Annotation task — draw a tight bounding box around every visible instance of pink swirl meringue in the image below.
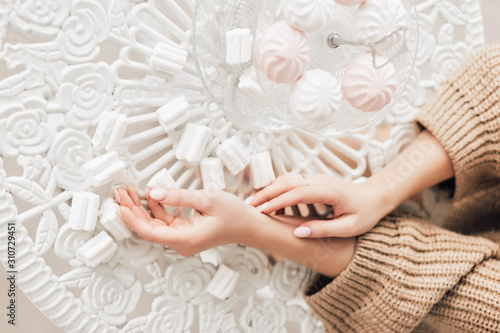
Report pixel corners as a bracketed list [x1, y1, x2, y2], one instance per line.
[342, 53, 397, 112]
[335, 0, 365, 6]
[354, 0, 407, 51]
[280, 0, 335, 33]
[258, 21, 311, 84]
[290, 69, 342, 129]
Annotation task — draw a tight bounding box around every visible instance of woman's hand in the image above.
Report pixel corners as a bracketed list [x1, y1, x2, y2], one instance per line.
[250, 174, 393, 239]
[116, 186, 257, 256]
[117, 185, 356, 277]
[250, 131, 454, 239]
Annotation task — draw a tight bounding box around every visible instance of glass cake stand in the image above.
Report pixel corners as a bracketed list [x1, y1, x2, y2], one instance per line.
[193, 0, 418, 137]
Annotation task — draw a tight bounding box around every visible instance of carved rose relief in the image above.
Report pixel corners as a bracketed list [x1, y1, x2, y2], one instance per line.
[0, 97, 52, 157]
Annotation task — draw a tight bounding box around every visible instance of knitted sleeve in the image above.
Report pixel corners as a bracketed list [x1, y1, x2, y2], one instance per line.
[303, 213, 500, 333]
[415, 44, 500, 232]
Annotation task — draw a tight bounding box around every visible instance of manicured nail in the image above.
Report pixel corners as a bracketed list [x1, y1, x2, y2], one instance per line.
[115, 204, 122, 219]
[114, 189, 121, 204]
[150, 188, 167, 201]
[294, 226, 311, 238]
[257, 202, 269, 212]
[244, 195, 255, 205]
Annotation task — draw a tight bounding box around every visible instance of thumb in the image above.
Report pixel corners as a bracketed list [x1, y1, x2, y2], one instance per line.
[149, 187, 209, 212]
[294, 215, 363, 238]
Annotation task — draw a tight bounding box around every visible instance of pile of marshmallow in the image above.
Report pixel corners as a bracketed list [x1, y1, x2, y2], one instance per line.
[225, 0, 408, 130]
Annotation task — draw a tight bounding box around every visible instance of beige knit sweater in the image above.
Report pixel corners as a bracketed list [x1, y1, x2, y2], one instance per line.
[304, 44, 500, 332]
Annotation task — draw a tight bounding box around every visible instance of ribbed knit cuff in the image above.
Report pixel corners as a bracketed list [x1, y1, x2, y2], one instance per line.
[415, 43, 500, 201]
[303, 213, 499, 333]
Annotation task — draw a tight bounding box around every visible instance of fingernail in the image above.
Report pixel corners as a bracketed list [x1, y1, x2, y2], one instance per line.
[114, 189, 121, 204]
[115, 204, 122, 219]
[294, 226, 311, 238]
[257, 202, 269, 213]
[150, 188, 167, 201]
[244, 195, 255, 205]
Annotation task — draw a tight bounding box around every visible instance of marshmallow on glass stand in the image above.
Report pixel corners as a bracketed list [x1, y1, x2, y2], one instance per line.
[342, 52, 397, 112]
[76, 231, 117, 268]
[175, 123, 212, 163]
[335, 0, 365, 6]
[82, 151, 127, 188]
[225, 28, 252, 65]
[354, 0, 407, 52]
[289, 69, 342, 131]
[156, 95, 191, 133]
[201, 158, 225, 191]
[92, 112, 127, 152]
[150, 41, 188, 76]
[238, 66, 265, 102]
[217, 136, 251, 175]
[99, 197, 132, 241]
[68, 191, 100, 232]
[280, 0, 335, 33]
[258, 21, 311, 84]
[249, 151, 275, 189]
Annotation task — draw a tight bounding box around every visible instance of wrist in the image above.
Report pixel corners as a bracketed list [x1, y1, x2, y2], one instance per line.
[359, 176, 399, 218]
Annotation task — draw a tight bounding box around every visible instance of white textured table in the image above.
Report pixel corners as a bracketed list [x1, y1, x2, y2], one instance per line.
[0, 0, 485, 332]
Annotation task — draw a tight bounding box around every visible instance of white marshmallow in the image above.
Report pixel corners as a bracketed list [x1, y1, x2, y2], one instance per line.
[68, 191, 100, 232]
[175, 123, 212, 162]
[250, 151, 275, 189]
[92, 113, 128, 152]
[76, 231, 117, 267]
[238, 66, 265, 102]
[225, 28, 252, 65]
[150, 42, 188, 76]
[217, 137, 251, 175]
[99, 197, 132, 241]
[156, 95, 191, 133]
[206, 264, 240, 299]
[81, 151, 126, 187]
[201, 158, 225, 190]
[147, 168, 178, 189]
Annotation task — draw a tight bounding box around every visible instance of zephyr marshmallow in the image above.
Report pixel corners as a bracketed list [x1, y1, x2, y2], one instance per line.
[226, 28, 252, 65]
[68, 191, 100, 232]
[100, 197, 132, 241]
[175, 123, 212, 162]
[250, 151, 275, 189]
[76, 231, 117, 267]
[258, 21, 311, 84]
[156, 95, 192, 133]
[342, 52, 397, 112]
[201, 158, 225, 191]
[217, 136, 251, 175]
[92, 112, 127, 152]
[147, 168, 178, 189]
[150, 41, 188, 76]
[206, 264, 240, 299]
[82, 151, 126, 187]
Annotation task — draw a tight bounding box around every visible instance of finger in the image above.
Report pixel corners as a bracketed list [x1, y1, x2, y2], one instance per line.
[260, 186, 339, 214]
[294, 215, 363, 238]
[116, 188, 137, 209]
[120, 206, 181, 244]
[148, 197, 174, 224]
[126, 185, 142, 206]
[131, 205, 152, 221]
[149, 187, 210, 212]
[251, 175, 307, 207]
